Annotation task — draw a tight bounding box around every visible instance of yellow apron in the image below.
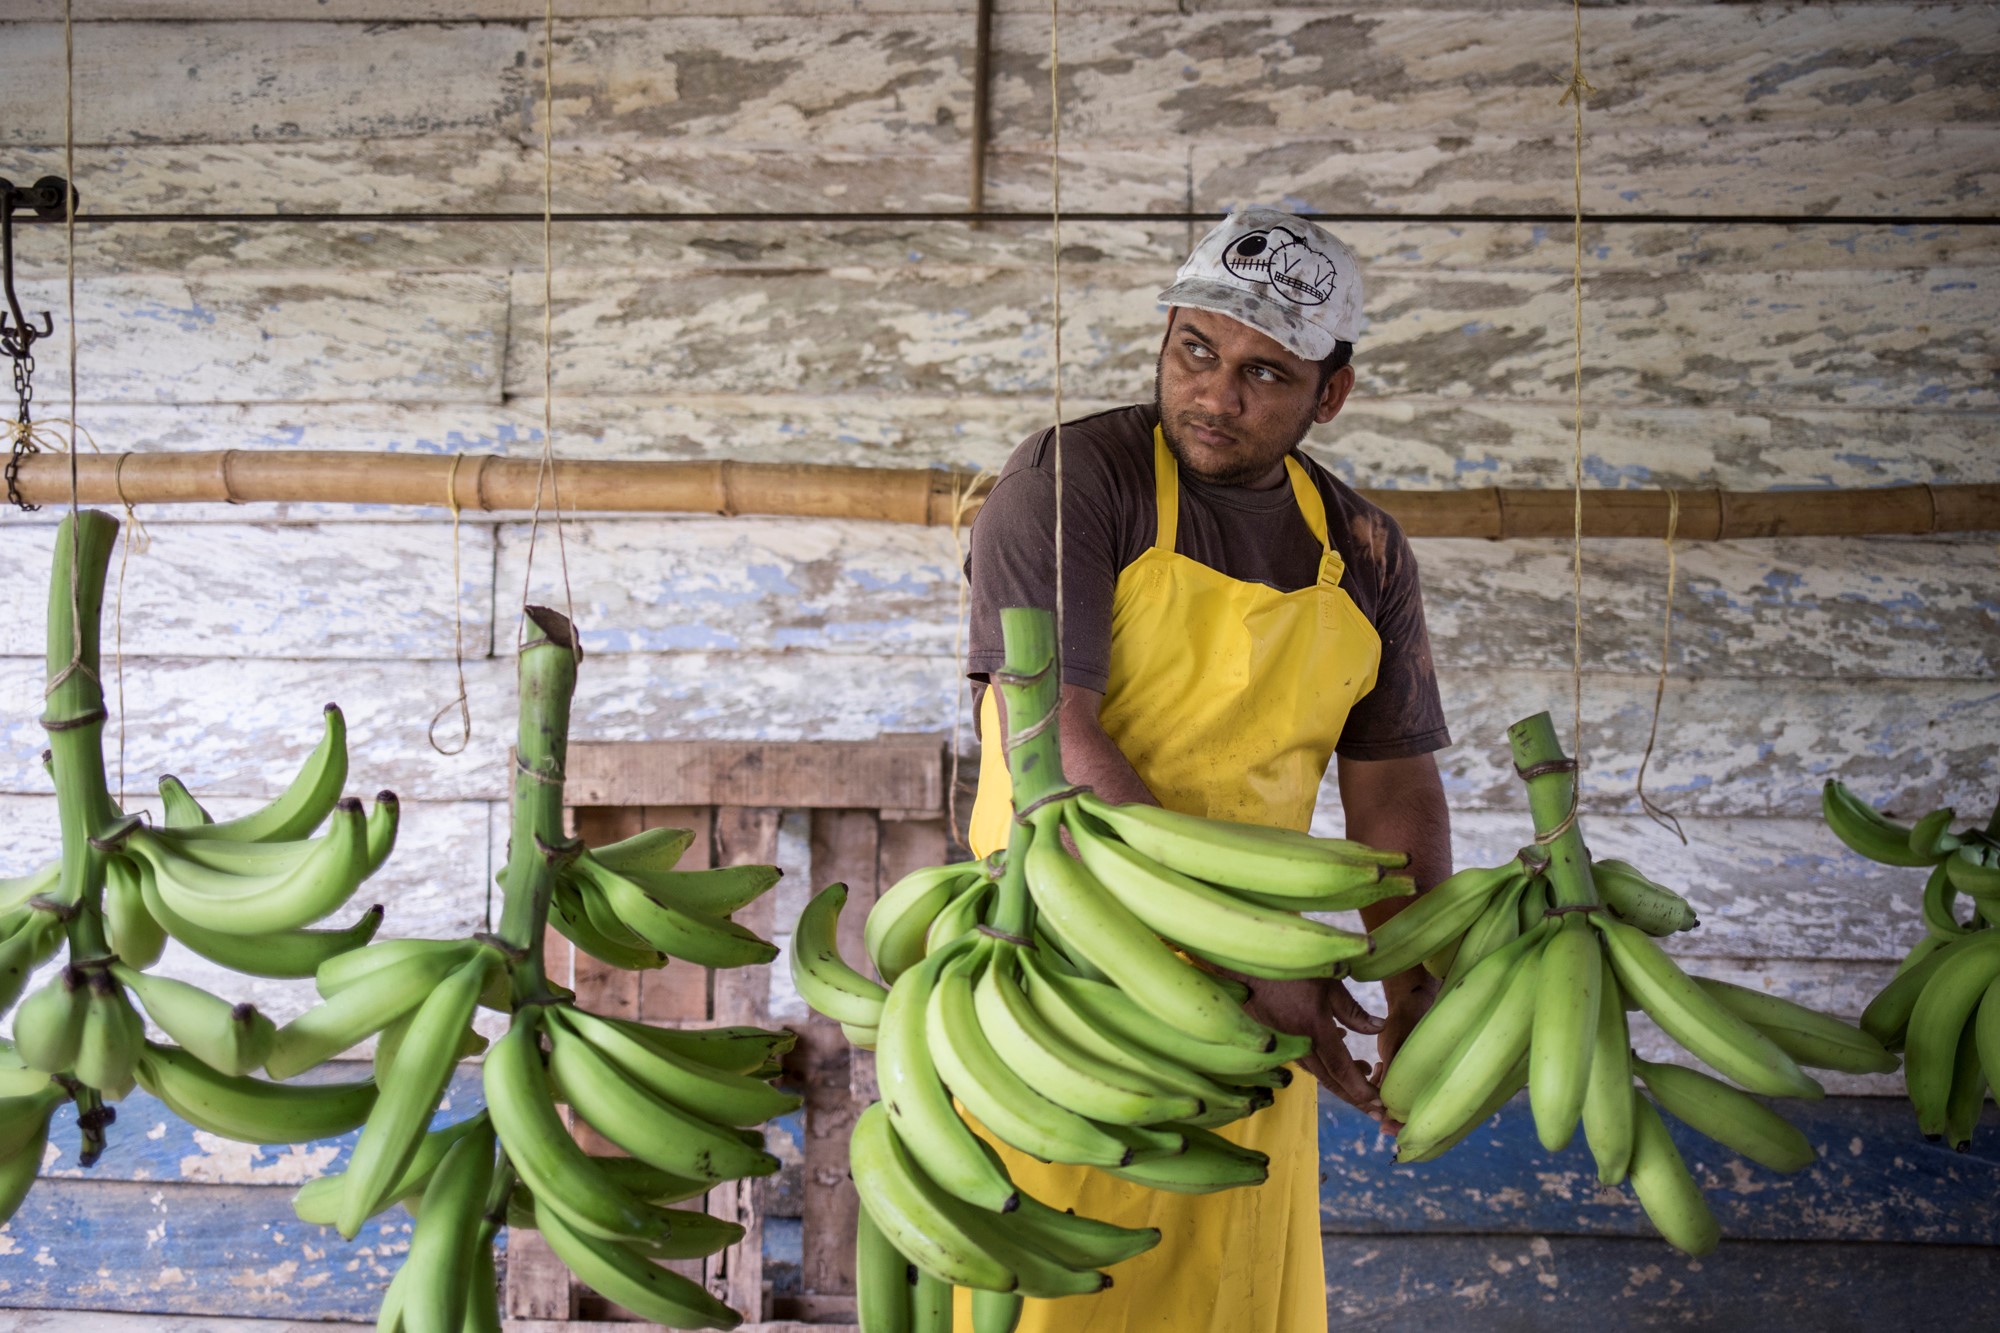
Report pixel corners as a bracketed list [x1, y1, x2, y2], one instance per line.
[960, 427, 1383, 1332]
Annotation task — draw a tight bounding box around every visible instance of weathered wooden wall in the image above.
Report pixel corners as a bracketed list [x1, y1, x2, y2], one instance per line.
[0, 0, 1994, 1326]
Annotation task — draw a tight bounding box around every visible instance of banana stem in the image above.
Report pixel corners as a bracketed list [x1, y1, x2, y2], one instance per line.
[993, 608, 1067, 938]
[1506, 711, 1601, 911]
[41, 512, 120, 962]
[494, 608, 582, 1000]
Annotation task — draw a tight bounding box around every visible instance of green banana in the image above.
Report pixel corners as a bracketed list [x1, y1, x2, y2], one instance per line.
[1594, 859, 1699, 935]
[1945, 844, 2000, 898]
[927, 878, 994, 954]
[1821, 780, 1937, 868]
[1349, 860, 1522, 982]
[576, 855, 777, 969]
[867, 862, 983, 984]
[1441, 874, 1526, 988]
[481, 1010, 677, 1244]
[168, 703, 348, 843]
[926, 945, 1134, 1168]
[399, 1116, 496, 1333]
[1923, 863, 1975, 938]
[1909, 807, 1960, 860]
[1903, 932, 2000, 1138]
[608, 862, 781, 918]
[1380, 925, 1549, 1120]
[546, 1018, 780, 1185]
[1976, 973, 2000, 1117]
[972, 1288, 1025, 1333]
[588, 825, 696, 876]
[1626, 1092, 1720, 1256]
[533, 1196, 746, 1331]
[850, 1100, 1016, 1291]
[911, 1270, 952, 1333]
[1635, 1058, 1814, 1173]
[0, 914, 63, 1016]
[102, 855, 166, 969]
[132, 852, 383, 979]
[1529, 915, 1603, 1152]
[875, 939, 1019, 1214]
[791, 883, 891, 1027]
[0, 860, 59, 914]
[0, 1089, 59, 1226]
[1693, 977, 1897, 1075]
[1024, 810, 1272, 1050]
[13, 966, 89, 1073]
[1580, 971, 1635, 1184]
[549, 1005, 800, 1127]
[1864, 930, 1990, 1047]
[1596, 915, 1822, 1100]
[973, 951, 1201, 1126]
[1943, 1015, 1987, 1152]
[156, 773, 212, 827]
[1103, 1123, 1268, 1194]
[1397, 940, 1543, 1162]
[1067, 812, 1370, 977]
[1074, 790, 1405, 896]
[338, 949, 498, 1238]
[111, 963, 274, 1078]
[1029, 954, 1304, 1079]
[292, 1114, 488, 1226]
[123, 798, 372, 935]
[562, 1015, 793, 1079]
[268, 940, 480, 1080]
[135, 1042, 376, 1143]
[546, 875, 668, 972]
[856, 1202, 915, 1333]
[1394, 1053, 1528, 1165]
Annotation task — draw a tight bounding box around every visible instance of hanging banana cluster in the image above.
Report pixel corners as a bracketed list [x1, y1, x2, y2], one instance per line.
[1825, 781, 2000, 1148]
[267, 606, 797, 1333]
[790, 608, 1412, 1330]
[0, 510, 397, 1207]
[1352, 712, 1896, 1256]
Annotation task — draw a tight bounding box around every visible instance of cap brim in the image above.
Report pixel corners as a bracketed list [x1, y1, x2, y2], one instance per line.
[1158, 278, 1339, 361]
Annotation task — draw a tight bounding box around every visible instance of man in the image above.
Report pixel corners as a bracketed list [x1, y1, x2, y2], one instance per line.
[959, 207, 1453, 1332]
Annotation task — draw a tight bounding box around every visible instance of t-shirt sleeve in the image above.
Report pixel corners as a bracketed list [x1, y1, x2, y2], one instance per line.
[1337, 515, 1451, 761]
[964, 431, 1125, 694]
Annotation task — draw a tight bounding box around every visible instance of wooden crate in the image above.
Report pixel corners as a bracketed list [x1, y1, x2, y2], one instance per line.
[505, 739, 952, 1333]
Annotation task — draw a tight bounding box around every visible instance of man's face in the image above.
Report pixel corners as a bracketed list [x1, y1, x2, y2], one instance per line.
[1153, 309, 1353, 488]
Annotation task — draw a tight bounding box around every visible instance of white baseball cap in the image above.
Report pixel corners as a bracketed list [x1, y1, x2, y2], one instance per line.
[1158, 207, 1366, 359]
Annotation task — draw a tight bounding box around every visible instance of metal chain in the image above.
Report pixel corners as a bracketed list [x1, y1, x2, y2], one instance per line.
[5, 344, 38, 512]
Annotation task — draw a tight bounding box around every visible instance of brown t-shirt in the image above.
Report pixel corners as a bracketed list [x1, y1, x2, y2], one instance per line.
[966, 404, 1450, 761]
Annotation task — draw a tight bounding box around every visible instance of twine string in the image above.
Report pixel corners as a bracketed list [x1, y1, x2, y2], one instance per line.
[1634, 489, 1687, 843]
[46, 2, 92, 708]
[516, 0, 577, 651]
[1043, 0, 1066, 751]
[1557, 0, 1596, 805]
[429, 454, 473, 756]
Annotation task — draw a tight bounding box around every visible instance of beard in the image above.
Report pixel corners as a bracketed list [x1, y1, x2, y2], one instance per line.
[1153, 356, 1319, 487]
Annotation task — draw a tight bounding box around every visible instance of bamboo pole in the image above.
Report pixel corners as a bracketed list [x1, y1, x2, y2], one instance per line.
[8, 450, 1996, 539]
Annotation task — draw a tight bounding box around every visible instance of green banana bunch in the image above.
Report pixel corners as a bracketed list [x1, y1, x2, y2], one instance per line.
[1831, 785, 2000, 1145]
[1373, 711, 1848, 1258]
[561, 850, 779, 970]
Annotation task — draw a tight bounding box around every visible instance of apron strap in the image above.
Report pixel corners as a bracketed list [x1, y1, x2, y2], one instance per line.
[1150, 426, 1180, 555]
[1284, 454, 1346, 586]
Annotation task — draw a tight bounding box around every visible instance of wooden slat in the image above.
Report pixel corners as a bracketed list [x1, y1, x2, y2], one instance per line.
[567, 741, 944, 813]
[797, 809, 882, 1302]
[1320, 1233, 2000, 1329]
[1316, 1093, 2000, 1245]
[706, 804, 785, 1325]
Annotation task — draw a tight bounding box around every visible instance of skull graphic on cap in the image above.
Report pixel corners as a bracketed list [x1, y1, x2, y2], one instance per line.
[1221, 226, 1338, 307]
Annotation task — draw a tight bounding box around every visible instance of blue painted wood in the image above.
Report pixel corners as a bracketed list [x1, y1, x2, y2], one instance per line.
[0, 1181, 435, 1318]
[37, 1063, 485, 1184]
[1320, 1234, 2000, 1331]
[1319, 1092, 2000, 1245]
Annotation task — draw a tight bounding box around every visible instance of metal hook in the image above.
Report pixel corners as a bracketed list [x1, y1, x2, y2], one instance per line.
[1, 177, 78, 360]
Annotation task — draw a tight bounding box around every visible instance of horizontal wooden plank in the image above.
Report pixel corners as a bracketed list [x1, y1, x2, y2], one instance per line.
[566, 739, 944, 811]
[1319, 1232, 2000, 1329]
[502, 264, 1999, 409]
[0, 400, 1989, 520]
[0, 523, 496, 661]
[0, 1314, 368, 1332]
[0, 20, 528, 146]
[0, 653, 969, 803]
[1441, 812, 1933, 963]
[1, 655, 1991, 817]
[0, 1180, 412, 1318]
[1195, 127, 2000, 218]
[14, 272, 508, 405]
[1318, 1092, 2000, 1243]
[1428, 669, 1999, 819]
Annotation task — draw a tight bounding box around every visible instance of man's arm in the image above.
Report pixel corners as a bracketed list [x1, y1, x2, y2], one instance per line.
[1337, 752, 1453, 1079]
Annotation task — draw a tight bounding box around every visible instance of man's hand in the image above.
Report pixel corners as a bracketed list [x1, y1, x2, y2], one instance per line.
[1237, 974, 1387, 1121]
